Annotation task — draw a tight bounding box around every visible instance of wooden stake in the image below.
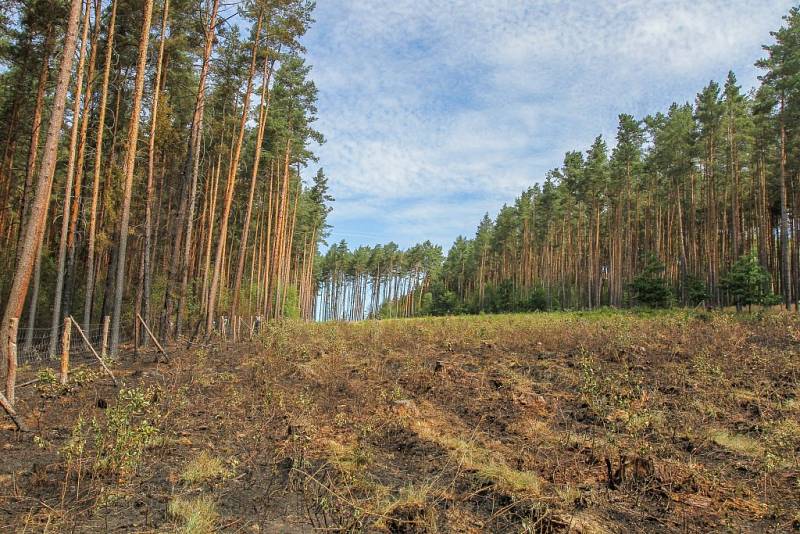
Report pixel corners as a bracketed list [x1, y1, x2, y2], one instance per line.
[101, 315, 110, 358]
[60, 316, 71, 385]
[6, 317, 18, 406]
[136, 313, 169, 362]
[69, 316, 117, 386]
[0, 391, 28, 432]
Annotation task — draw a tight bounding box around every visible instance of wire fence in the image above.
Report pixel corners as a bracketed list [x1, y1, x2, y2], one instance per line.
[11, 314, 264, 370]
[1, 314, 266, 431]
[14, 321, 133, 368]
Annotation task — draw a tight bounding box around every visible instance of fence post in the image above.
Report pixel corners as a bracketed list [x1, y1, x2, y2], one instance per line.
[133, 312, 139, 359]
[60, 316, 71, 385]
[101, 316, 110, 359]
[6, 317, 18, 406]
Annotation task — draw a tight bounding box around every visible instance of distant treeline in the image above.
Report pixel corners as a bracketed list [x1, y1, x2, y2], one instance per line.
[314, 240, 443, 321]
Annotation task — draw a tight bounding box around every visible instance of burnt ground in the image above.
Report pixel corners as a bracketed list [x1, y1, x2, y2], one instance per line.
[1, 310, 799, 532]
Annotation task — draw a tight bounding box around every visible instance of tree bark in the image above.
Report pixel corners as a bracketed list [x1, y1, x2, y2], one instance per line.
[0, 0, 83, 379]
[171, 0, 220, 337]
[140, 0, 169, 344]
[109, 0, 154, 355]
[779, 97, 790, 309]
[205, 12, 263, 332]
[18, 25, 53, 250]
[49, 0, 92, 356]
[83, 0, 118, 329]
[231, 55, 271, 318]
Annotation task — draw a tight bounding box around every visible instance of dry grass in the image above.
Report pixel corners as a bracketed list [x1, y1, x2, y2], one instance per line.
[3, 309, 799, 532]
[374, 485, 439, 533]
[255, 309, 799, 531]
[709, 430, 764, 457]
[180, 451, 229, 484]
[411, 417, 543, 498]
[167, 495, 218, 534]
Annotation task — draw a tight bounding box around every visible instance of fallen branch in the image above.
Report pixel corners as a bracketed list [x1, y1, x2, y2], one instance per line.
[0, 391, 29, 432]
[137, 313, 169, 362]
[69, 317, 118, 386]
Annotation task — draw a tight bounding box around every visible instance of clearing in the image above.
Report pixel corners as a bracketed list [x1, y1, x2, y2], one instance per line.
[1, 310, 799, 532]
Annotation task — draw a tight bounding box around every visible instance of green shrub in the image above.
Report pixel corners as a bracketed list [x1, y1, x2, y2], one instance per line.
[91, 387, 159, 479]
[721, 253, 773, 311]
[630, 253, 673, 308]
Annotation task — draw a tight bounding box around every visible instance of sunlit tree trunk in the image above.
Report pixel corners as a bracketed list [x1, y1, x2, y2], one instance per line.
[83, 0, 118, 329]
[109, 0, 154, 355]
[1, 0, 84, 379]
[49, 0, 92, 356]
[779, 96, 790, 309]
[140, 0, 169, 342]
[173, 0, 221, 337]
[231, 55, 271, 318]
[206, 13, 262, 332]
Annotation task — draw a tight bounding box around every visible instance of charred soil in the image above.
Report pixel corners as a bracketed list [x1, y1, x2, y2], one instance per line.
[2, 310, 799, 532]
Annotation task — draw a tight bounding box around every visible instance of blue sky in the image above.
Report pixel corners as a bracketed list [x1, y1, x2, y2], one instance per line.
[300, 0, 795, 251]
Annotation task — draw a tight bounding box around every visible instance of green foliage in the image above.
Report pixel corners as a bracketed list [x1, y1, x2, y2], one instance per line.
[488, 280, 515, 313]
[427, 280, 460, 316]
[523, 287, 549, 312]
[282, 285, 301, 320]
[37, 367, 57, 384]
[684, 275, 710, 306]
[90, 387, 160, 479]
[761, 292, 784, 307]
[721, 253, 773, 310]
[630, 254, 673, 308]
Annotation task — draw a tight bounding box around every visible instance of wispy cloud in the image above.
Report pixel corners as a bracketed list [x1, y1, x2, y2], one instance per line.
[303, 0, 794, 249]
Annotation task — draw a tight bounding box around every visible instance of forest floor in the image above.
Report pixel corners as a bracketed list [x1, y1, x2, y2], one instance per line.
[1, 310, 799, 533]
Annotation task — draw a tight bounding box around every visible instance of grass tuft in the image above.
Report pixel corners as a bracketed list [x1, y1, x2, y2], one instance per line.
[412, 419, 542, 497]
[709, 430, 764, 457]
[180, 451, 229, 484]
[168, 495, 218, 534]
[375, 485, 439, 533]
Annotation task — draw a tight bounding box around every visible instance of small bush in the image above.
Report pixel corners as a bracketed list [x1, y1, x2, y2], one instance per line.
[721, 253, 773, 310]
[91, 387, 159, 479]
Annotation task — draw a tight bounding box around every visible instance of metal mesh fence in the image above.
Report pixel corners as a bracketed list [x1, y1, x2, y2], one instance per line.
[11, 314, 264, 370]
[15, 322, 133, 367]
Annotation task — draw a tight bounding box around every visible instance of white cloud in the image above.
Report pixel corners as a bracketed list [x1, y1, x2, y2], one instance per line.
[303, 0, 795, 249]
